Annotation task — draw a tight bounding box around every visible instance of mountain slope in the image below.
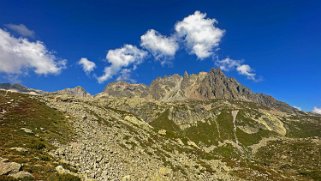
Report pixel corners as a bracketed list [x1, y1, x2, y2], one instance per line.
[48, 94, 321, 180]
[1, 69, 320, 181]
[0, 90, 81, 180]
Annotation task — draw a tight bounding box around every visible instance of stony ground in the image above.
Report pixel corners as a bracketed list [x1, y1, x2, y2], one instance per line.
[45, 95, 237, 181]
[0, 91, 81, 180]
[1, 91, 321, 180]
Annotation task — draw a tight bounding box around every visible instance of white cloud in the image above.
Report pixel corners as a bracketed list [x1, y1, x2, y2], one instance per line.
[0, 28, 66, 76]
[216, 57, 241, 71]
[236, 65, 256, 80]
[140, 29, 178, 62]
[5, 24, 35, 37]
[116, 68, 136, 83]
[97, 44, 147, 83]
[175, 11, 224, 59]
[78, 58, 96, 74]
[293, 106, 302, 111]
[216, 58, 256, 80]
[312, 107, 321, 114]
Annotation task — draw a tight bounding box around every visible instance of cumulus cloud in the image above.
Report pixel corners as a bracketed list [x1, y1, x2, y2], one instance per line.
[78, 58, 96, 74]
[5, 24, 35, 37]
[140, 29, 178, 62]
[97, 44, 147, 83]
[216, 58, 256, 80]
[175, 11, 224, 59]
[293, 106, 302, 111]
[312, 107, 321, 114]
[216, 57, 241, 71]
[94, 11, 259, 83]
[116, 68, 136, 83]
[236, 65, 256, 80]
[0, 28, 66, 76]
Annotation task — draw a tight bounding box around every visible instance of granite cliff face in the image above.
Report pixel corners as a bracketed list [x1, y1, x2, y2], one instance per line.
[103, 68, 296, 112]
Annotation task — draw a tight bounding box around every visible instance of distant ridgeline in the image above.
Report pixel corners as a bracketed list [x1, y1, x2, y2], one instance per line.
[103, 68, 297, 113]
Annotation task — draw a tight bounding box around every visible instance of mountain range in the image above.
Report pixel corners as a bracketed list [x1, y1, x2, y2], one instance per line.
[103, 68, 296, 113]
[0, 68, 320, 181]
[1, 68, 297, 113]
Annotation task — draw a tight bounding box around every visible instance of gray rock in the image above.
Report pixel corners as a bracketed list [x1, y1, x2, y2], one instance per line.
[102, 68, 296, 112]
[10, 147, 28, 152]
[20, 128, 33, 134]
[0, 161, 21, 175]
[55, 86, 91, 98]
[9, 171, 34, 179]
[104, 81, 149, 98]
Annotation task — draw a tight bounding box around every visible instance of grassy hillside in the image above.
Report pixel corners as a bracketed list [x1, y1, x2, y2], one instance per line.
[148, 100, 321, 180]
[0, 91, 80, 180]
[1, 90, 321, 180]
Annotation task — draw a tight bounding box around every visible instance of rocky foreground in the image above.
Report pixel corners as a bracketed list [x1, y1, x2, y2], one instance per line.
[45, 95, 236, 181]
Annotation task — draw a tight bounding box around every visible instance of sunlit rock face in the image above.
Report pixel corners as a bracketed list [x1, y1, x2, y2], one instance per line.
[103, 68, 296, 113]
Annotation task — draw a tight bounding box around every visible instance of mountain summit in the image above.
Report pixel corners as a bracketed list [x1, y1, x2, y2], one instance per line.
[103, 68, 295, 112]
[56, 86, 91, 97]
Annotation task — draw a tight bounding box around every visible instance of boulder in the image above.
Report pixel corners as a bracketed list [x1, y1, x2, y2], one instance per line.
[9, 171, 34, 179]
[0, 161, 21, 175]
[10, 147, 28, 152]
[20, 128, 33, 134]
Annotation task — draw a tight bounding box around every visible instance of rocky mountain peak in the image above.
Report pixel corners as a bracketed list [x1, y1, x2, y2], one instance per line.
[102, 68, 296, 112]
[210, 67, 224, 76]
[56, 86, 90, 97]
[183, 71, 189, 78]
[196, 68, 251, 100]
[104, 81, 149, 98]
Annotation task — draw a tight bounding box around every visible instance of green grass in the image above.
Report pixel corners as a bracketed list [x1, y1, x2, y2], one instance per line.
[254, 139, 321, 180]
[150, 109, 180, 132]
[48, 173, 81, 181]
[0, 176, 35, 181]
[236, 128, 271, 146]
[150, 109, 236, 146]
[146, 99, 321, 180]
[298, 170, 321, 181]
[214, 144, 240, 159]
[182, 118, 219, 146]
[213, 110, 234, 141]
[0, 91, 80, 180]
[284, 117, 321, 138]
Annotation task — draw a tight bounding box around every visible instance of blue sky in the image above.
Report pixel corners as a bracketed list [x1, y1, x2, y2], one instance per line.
[0, 0, 320, 112]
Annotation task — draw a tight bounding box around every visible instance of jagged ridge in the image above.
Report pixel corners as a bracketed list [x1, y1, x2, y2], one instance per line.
[103, 68, 296, 112]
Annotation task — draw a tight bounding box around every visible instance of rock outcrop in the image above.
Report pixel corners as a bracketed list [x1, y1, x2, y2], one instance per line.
[0, 158, 34, 179]
[103, 68, 296, 112]
[55, 86, 91, 98]
[0, 160, 21, 175]
[104, 82, 149, 98]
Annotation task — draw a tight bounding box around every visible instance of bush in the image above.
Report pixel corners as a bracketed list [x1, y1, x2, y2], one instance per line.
[48, 173, 81, 181]
[0, 175, 34, 181]
[32, 142, 46, 150]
